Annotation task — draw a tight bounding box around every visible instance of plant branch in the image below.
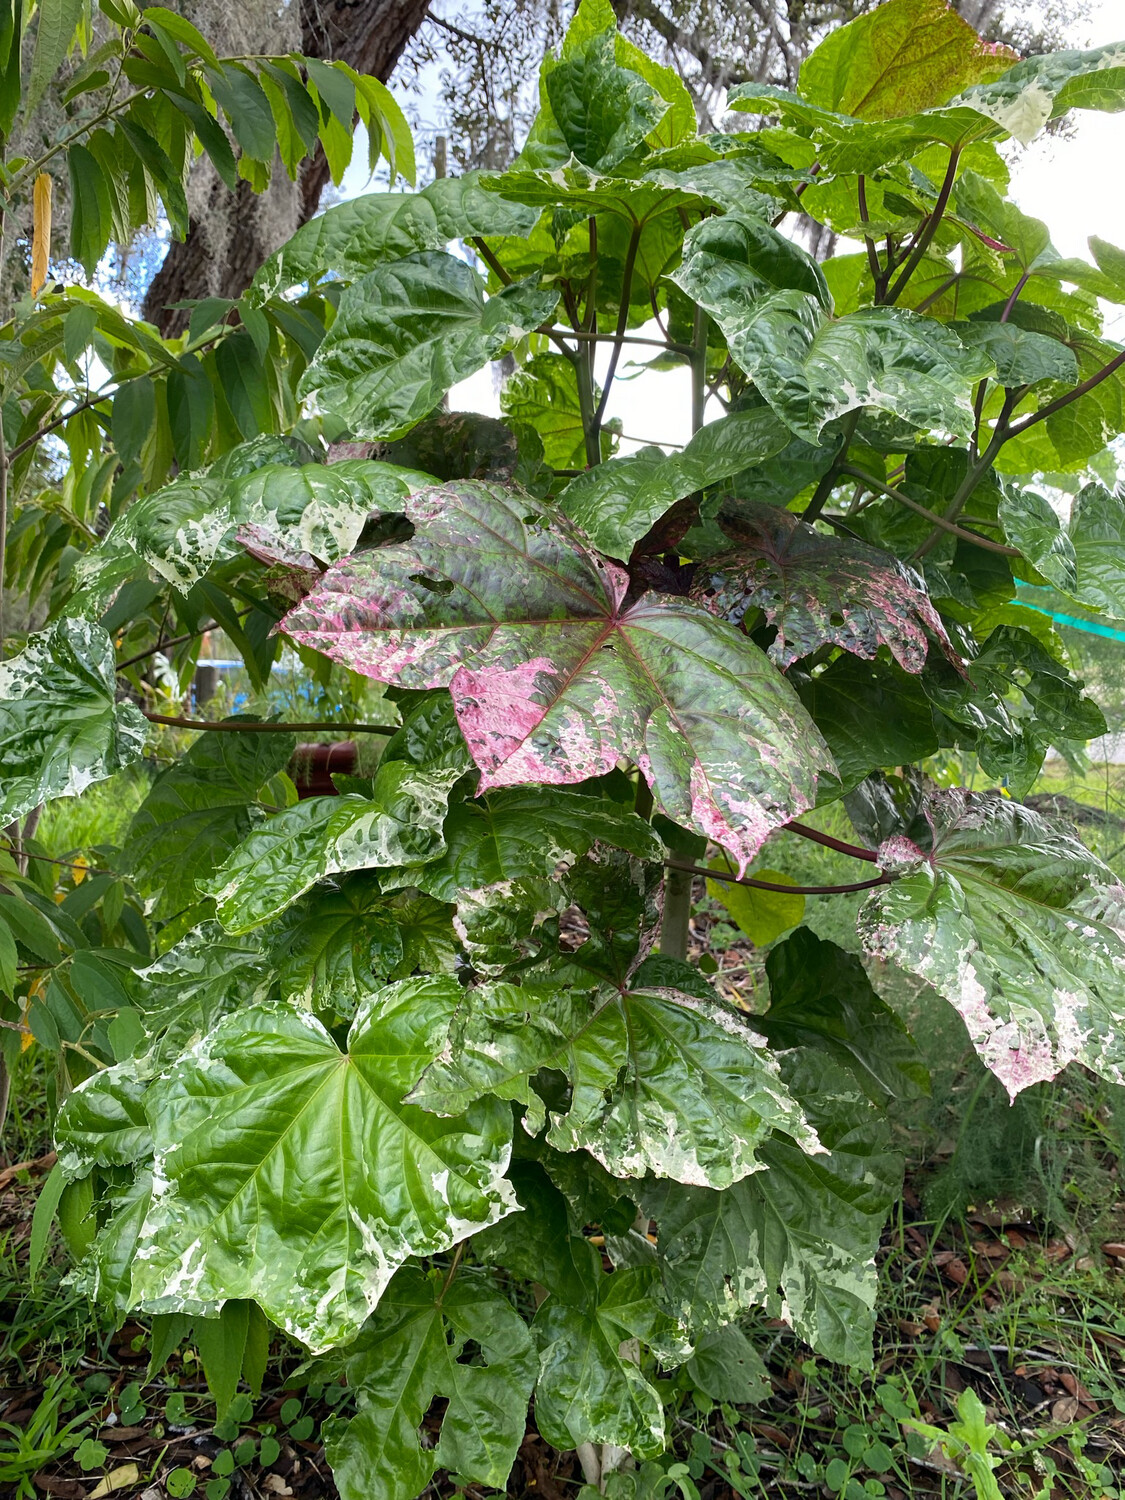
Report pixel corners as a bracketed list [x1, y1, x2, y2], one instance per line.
[1004, 347, 1125, 439]
[0, 392, 7, 656]
[141, 713, 398, 735]
[802, 409, 861, 523]
[913, 390, 1018, 559]
[1000, 270, 1031, 324]
[667, 860, 891, 895]
[838, 464, 1019, 555]
[884, 148, 961, 306]
[857, 176, 884, 299]
[540, 327, 695, 357]
[591, 223, 642, 438]
[783, 820, 878, 862]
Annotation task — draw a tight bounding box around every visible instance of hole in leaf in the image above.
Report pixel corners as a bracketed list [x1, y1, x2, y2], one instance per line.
[409, 572, 455, 595]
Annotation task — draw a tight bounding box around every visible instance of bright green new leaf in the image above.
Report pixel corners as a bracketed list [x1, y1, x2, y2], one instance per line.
[0, 619, 147, 824]
[130, 982, 517, 1351]
[325, 1267, 536, 1500]
[706, 863, 804, 947]
[559, 408, 791, 560]
[201, 762, 458, 931]
[297, 253, 559, 440]
[798, 0, 1016, 120]
[500, 353, 606, 470]
[252, 173, 538, 299]
[860, 789, 1125, 1099]
[409, 979, 818, 1189]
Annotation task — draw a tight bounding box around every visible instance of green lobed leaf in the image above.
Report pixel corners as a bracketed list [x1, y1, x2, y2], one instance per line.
[400, 785, 664, 902]
[325, 1266, 536, 1500]
[252, 173, 538, 300]
[130, 982, 517, 1351]
[0, 619, 147, 824]
[201, 762, 458, 932]
[760, 928, 928, 1106]
[997, 484, 1078, 592]
[282, 481, 834, 873]
[126, 725, 295, 921]
[408, 978, 818, 1189]
[297, 253, 559, 441]
[860, 788, 1125, 1099]
[643, 1047, 902, 1365]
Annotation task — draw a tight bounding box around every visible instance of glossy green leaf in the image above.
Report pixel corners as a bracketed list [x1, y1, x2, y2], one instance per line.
[1064, 482, 1125, 617]
[403, 785, 664, 902]
[706, 863, 804, 947]
[477, 1161, 680, 1458]
[297, 253, 559, 441]
[325, 1267, 536, 1500]
[0, 619, 147, 824]
[130, 982, 517, 1351]
[97, 456, 429, 593]
[409, 978, 818, 1189]
[559, 408, 791, 561]
[675, 232, 989, 442]
[56, 1065, 151, 1179]
[126, 725, 295, 921]
[686, 1324, 771, 1404]
[500, 353, 604, 470]
[997, 485, 1077, 591]
[252, 173, 538, 299]
[523, 2, 668, 172]
[861, 789, 1125, 1098]
[201, 762, 458, 931]
[761, 928, 928, 1106]
[283, 481, 834, 873]
[643, 1048, 902, 1364]
[955, 321, 1077, 387]
[122, 925, 273, 1067]
[268, 875, 404, 1013]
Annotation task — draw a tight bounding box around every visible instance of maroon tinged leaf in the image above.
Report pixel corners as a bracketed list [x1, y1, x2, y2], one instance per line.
[691, 504, 955, 672]
[281, 482, 834, 872]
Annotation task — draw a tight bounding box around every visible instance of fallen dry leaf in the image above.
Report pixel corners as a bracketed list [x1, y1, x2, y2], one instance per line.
[1051, 1397, 1081, 1424]
[87, 1465, 140, 1498]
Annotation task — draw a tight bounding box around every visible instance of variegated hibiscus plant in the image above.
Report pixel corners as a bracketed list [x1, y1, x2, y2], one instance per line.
[6, 0, 1125, 1493]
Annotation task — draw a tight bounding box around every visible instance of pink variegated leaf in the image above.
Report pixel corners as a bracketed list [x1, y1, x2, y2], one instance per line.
[858, 788, 1125, 1099]
[690, 503, 956, 673]
[282, 481, 834, 873]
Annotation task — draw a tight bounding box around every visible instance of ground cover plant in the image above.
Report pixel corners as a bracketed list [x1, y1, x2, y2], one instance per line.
[3, 0, 1125, 1494]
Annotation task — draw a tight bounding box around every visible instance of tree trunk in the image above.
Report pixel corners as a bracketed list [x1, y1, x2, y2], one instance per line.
[143, 0, 433, 334]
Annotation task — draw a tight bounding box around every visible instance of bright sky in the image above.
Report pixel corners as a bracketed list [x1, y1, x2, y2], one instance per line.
[443, 0, 1125, 455]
